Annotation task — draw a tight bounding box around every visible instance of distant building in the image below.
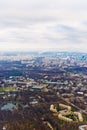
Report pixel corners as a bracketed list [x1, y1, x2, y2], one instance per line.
[3, 126, 6, 130]
[32, 86, 44, 91]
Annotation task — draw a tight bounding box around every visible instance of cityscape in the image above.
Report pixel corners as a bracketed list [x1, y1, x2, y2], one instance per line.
[0, 52, 87, 130]
[0, 0, 87, 129]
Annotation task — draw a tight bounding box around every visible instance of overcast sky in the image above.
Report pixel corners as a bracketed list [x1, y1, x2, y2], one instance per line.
[0, 0, 87, 52]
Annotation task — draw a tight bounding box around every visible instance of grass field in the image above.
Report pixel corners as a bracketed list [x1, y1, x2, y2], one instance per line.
[0, 86, 16, 92]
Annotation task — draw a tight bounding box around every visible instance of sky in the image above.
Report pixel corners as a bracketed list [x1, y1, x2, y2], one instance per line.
[0, 0, 87, 52]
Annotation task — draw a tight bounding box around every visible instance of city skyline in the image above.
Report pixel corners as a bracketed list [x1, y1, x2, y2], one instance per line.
[0, 0, 87, 52]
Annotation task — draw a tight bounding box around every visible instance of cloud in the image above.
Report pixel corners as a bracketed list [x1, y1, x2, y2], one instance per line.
[0, 0, 87, 52]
